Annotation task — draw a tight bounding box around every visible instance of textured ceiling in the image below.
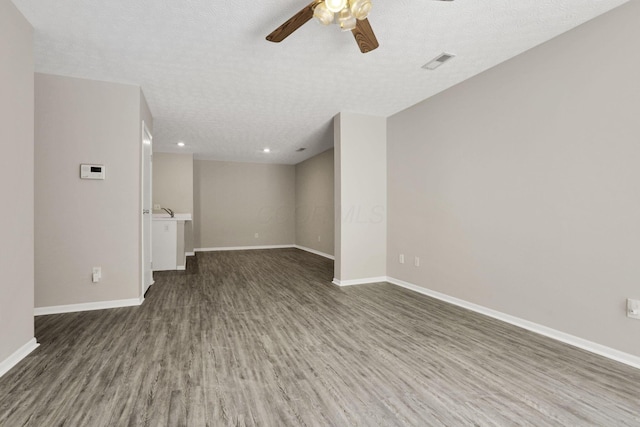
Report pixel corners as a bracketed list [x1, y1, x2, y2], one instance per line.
[13, 0, 628, 164]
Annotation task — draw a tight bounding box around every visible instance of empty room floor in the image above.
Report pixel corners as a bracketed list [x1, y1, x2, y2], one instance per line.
[1, 249, 639, 426]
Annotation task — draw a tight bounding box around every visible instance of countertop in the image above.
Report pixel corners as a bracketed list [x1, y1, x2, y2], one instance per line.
[152, 213, 192, 221]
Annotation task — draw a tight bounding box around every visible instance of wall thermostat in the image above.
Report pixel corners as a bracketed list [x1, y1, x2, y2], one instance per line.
[80, 164, 105, 180]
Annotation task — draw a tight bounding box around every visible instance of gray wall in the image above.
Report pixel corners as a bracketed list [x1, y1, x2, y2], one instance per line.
[194, 160, 295, 249]
[0, 0, 35, 364]
[295, 149, 334, 256]
[387, 0, 640, 357]
[152, 152, 194, 253]
[334, 113, 387, 282]
[152, 152, 193, 214]
[35, 73, 148, 307]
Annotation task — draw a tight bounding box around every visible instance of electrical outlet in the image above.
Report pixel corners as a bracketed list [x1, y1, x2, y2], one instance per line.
[414, 257, 420, 267]
[153, 204, 161, 210]
[254, 232, 259, 238]
[399, 254, 405, 264]
[627, 298, 640, 319]
[317, 235, 321, 242]
[92, 267, 101, 283]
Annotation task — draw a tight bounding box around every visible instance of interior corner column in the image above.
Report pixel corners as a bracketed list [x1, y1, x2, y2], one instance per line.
[333, 112, 387, 285]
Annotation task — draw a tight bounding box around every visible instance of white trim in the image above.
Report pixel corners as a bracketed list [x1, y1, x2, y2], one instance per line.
[140, 120, 153, 298]
[177, 265, 186, 271]
[332, 276, 387, 287]
[185, 252, 195, 257]
[294, 245, 335, 260]
[34, 297, 144, 316]
[0, 338, 39, 378]
[386, 276, 640, 370]
[195, 245, 295, 252]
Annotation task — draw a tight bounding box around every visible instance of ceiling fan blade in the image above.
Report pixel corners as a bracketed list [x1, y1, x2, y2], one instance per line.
[266, 1, 319, 43]
[351, 18, 379, 53]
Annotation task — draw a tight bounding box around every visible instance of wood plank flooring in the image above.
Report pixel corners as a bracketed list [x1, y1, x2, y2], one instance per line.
[1, 248, 639, 426]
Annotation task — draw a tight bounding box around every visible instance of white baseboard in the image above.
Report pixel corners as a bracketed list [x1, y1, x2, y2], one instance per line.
[176, 265, 186, 271]
[332, 276, 387, 287]
[34, 297, 144, 316]
[185, 252, 195, 257]
[195, 245, 295, 252]
[386, 276, 640, 370]
[0, 338, 39, 378]
[294, 245, 335, 260]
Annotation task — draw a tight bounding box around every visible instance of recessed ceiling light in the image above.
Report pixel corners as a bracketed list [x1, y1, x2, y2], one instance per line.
[177, 142, 185, 147]
[263, 148, 271, 153]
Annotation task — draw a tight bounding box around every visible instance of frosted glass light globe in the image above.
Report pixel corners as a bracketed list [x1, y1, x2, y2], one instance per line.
[350, 0, 372, 20]
[313, 2, 334, 25]
[324, 0, 347, 13]
[337, 8, 356, 31]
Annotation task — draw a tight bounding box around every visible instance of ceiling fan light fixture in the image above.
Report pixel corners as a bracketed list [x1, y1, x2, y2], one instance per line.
[349, 0, 372, 20]
[337, 8, 357, 31]
[266, 0, 382, 53]
[313, 2, 334, 25]
[324, 0, 347, 13]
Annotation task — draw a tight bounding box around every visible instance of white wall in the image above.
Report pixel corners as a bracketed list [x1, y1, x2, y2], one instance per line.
[193, 160, 295, 249]
[334, 113, 387, 283]
[387, 0, 640, 357]
[0, 0, 36, 369]
[35, 73, 150, 308]
[295, 149, 334, 256]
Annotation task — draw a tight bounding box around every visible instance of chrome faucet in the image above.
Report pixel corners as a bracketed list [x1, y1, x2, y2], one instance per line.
[161, 207, 174, 218]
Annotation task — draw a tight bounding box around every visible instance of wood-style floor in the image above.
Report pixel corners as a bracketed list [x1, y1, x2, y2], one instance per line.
[1, 249, 639, 426]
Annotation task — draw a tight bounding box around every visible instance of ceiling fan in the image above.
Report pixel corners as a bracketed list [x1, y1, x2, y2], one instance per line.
[266, 0, 454, 54]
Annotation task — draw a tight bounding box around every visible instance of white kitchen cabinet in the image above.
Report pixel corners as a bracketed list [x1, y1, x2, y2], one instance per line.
[152, 213, 193, 271]
[152, 220, 177, 271]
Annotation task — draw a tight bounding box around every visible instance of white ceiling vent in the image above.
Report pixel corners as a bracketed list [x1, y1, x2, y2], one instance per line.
[422, 53, 456, 70]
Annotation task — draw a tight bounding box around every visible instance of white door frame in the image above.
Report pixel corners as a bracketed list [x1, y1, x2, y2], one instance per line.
[141, 121, 153, 297]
